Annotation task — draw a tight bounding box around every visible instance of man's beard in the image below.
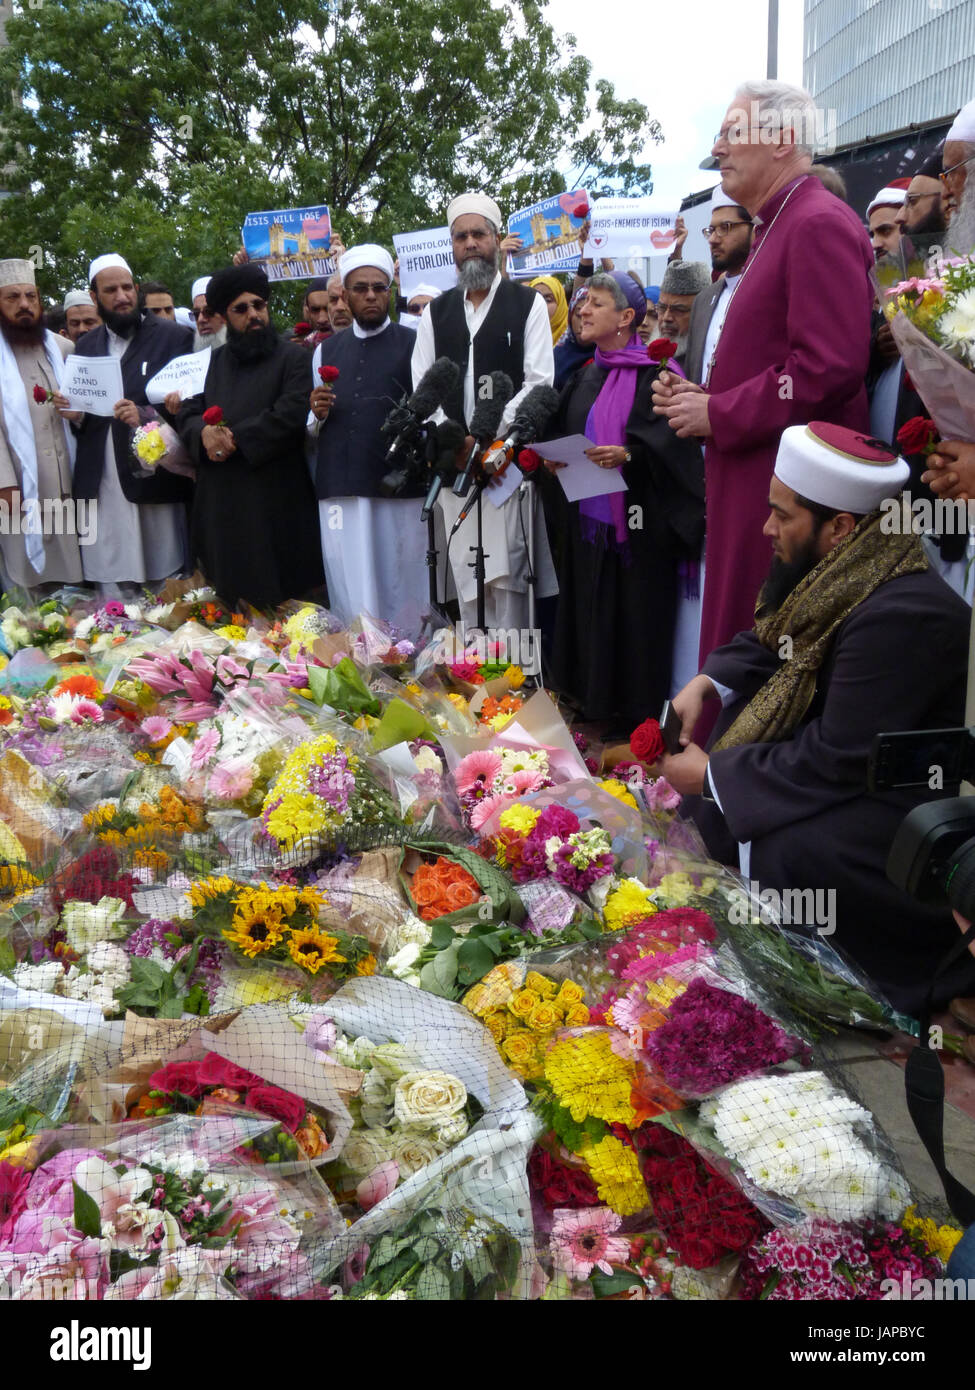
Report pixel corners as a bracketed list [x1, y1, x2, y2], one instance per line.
[947, 179, 975, 258]
[98, 300, 141, 337]
[456, 256, 497, 292]
[194, 324, 227, 352]
[0, 313, 46, 347]
[225, 321, 279, 362]
[907, 206, 947, 237]
[759, 534, 823, 612]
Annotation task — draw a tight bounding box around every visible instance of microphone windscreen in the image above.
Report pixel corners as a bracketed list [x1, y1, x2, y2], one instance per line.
[469, 371, 513, 443]
[408, 357, 460, 419]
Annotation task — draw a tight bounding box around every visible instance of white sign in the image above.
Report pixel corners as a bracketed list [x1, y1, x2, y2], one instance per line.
[585, 198, 680, 263]
[61, 355, 124, 417]
[145, 348, 212, 406]
[393, 226, 456, 299]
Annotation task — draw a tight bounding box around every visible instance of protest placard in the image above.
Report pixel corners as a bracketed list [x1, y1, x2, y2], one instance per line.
[505, 189, 589, 278]
[584, 197, 679, 262]
[392, 227, 455, 299]
[60, 355, 124, 416]
[242, 204, 336, 282]
[145, 348, 211, 406]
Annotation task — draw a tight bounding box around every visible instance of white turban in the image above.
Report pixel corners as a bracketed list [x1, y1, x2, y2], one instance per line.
[0, 259, 36, 288]
[191, 275, 212, 302]
[710, 187, 744, 216]
[446, 193, 503, 231]
[338, 243, 395, 284]
[63, 289, 93, 310]
[775, 423, 909, 515]
[88, 253, 132, 285]
[866, 187, 908, 219]
[174, 306, 195, 329]
[407, 283, 442, 301]
[947, 98, 975, 144]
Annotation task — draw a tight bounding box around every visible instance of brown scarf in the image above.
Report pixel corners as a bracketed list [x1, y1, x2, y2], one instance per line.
[712, 512, 928, 752]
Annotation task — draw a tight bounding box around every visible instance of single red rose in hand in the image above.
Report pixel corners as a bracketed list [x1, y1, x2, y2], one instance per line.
[572, 202, 589, 220]
[293, 321, 311, 337]
[318, 364, 340, 383]
[202, 405, 225, 427]
[32, 384, 50, 404]
[896, 415, 938, 455]
[630, 717, 666, 763]
[646, 338, 679, 363]
[518, 447, 541, 473]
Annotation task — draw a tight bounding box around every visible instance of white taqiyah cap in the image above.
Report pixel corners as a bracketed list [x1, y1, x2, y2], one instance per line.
[0, 259, 36, 288]
[866, 186, 908, 219]
[63, 289, 93, 310]
[408, 283, 442, 300]
[191, 276, 211, 302]
[446, 193, 503, 230]
[88, 253, 132, 285]
[338, 243, 395, 283]
[946, 98, 975, 144]
[775, 422, 910, 514]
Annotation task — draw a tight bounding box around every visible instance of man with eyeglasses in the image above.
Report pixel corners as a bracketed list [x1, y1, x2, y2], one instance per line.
[175, 262, 323, 606]
[308, 243, 425, 621]
[939, 97, 975, 257]
[652, 79, 874, 683]
[894, 151, 947, 254]
[188, 276, 227, 352]
[656, 260, 712, 362]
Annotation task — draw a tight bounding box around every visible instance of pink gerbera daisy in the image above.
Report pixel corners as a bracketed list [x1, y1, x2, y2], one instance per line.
[140, 716, 173, 743]
[69, 698, 104, 724]
[454, 749, 502, 797]
[469, 791, 507, 832]
[550, 1207, 631, 1280]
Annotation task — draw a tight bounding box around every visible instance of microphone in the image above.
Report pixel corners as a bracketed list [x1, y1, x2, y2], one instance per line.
[382, 356, 459, 461]
[479, 385, 560, 474]
[452, 371, 514, 497]
[421, 419, 467, 521]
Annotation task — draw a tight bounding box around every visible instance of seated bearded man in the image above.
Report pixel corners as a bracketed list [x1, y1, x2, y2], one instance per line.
[660, 421, 975, 1017]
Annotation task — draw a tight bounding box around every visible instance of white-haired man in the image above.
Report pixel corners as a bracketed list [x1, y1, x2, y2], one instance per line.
[652, 80, 874, 678]
[411, 192, 557, 631]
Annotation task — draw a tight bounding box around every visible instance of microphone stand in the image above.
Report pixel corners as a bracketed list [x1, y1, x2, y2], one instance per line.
[472, 484, 487, 633]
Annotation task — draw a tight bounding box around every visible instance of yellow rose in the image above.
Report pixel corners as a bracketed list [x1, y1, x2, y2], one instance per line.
[462, 960, 523, 1015]
[501, 1030, 538, 1069]
[563, 1002, 591, 1028]
[525, 970, 558, 999]
[483, 1011, 508, 1044]
[507, 987, 541, 1020]
[555, 979, 585, 1008]
[527, 1001, 561, 1033]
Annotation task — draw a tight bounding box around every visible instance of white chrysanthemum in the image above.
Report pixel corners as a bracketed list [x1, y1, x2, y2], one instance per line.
[939, 288, 975, 365]
[73, 615, 96, 640]
[87, 940, 130, 975]
[12, 960, 63, 994]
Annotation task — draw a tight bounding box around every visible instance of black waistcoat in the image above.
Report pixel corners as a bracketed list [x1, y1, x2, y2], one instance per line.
[429, 279, 535, 427]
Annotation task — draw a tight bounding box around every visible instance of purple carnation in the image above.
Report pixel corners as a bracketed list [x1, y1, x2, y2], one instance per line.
[535, 805, 581, 839]
[124, 918, 180, 958]
[551, 844, 614, 893]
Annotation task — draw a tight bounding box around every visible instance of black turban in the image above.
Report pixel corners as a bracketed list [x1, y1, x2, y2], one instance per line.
[206, 263, 271, 315]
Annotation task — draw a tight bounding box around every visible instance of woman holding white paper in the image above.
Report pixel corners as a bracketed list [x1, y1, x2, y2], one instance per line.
[539, 272, 705, 734]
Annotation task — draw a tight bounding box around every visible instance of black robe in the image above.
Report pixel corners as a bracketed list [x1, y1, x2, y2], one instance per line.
[177, 339, 324, 607]
[689, 568, 975, 1016]
[541, 361, 705, 726]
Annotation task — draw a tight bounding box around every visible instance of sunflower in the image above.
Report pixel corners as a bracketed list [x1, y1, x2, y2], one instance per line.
[223, 907, 285, 957]
[188, 875, 236, 908]
[355, 953, 377, 976]
[286, 928, 346, 975]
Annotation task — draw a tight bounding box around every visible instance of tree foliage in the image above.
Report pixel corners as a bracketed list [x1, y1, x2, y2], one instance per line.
[0, 0, 660, 302]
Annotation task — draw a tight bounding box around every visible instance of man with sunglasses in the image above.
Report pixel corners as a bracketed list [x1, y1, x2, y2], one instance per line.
[308, 243, 425, 622]
[176, 263, 323, 606]
[189, 276, 227, 351]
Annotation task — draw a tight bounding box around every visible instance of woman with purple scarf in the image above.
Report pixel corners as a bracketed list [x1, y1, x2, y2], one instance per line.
[540, 271, 705, 732]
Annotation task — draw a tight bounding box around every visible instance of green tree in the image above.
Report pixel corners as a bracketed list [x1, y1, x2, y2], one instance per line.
[0, 0, 660, 304]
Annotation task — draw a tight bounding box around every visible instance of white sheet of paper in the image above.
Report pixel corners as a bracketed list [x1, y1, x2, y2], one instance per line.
[145, 347, 211, 405]
[541, 434, 630, 502]
[61, 355, 124, 417]
[485, 462, 523, 509]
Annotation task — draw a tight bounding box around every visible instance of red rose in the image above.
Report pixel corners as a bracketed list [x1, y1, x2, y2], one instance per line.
[678, 1234, 721, 1270]
[293, 321, 311, 336]
[896, 415, 938, 454]
[518, 448, 541, 473]
[147, 1060, 207, 1098]
[572, 202, 589, 219]
[195, 1051, 262, 1091]
[646, 338, 679, 363]
[245, 1083, 307, 1133]
[714, 1216, 760, 1251]
[651, 1189, 678, 1223]
[202, 405, 225, 427]
[32, 384, 50, 404]
[670, 1163, 703, 1202]
[630, 717, 665, 763]
[318, 364, 340, 383]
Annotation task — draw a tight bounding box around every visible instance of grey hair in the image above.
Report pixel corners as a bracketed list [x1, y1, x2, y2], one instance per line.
[732, 79, 823, 156]
[588, 272, 629, 312]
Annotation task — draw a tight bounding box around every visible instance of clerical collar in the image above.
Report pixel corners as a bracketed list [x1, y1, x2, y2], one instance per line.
[352, 317, 391, 339]
[752, 174, 808, 228]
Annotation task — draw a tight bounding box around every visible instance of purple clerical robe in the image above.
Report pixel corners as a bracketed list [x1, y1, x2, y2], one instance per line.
[699, 175, 874, 665]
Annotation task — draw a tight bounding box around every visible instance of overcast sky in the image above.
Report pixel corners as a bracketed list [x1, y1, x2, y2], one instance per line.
[546, 0, 805, 205]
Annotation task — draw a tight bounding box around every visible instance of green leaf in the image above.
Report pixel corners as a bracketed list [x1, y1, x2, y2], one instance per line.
[430, 920, 455, 951]
[415, 1263, 451, 1300]
[590, 1269, 643, 1297]
[411, 1236, 440, 1263]
[370, 1234, 401, 1268]
[72, 1180, 102, 1239]
[456, 936, 495, 984]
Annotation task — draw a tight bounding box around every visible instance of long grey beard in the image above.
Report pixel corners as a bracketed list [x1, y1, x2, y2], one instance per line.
[946, 182, 975, 259]
[456, 256, 497, 292]
[194, 325, 227, 352]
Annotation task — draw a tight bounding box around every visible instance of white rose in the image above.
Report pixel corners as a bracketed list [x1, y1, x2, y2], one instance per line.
[386, 942, 422, 982]
[432, 1113, 469, 1147]
[12, 960, 63, 994]
[87, 940, 130, 975]
[60, 896, 129, 952]
[393, 1070, 467, 1129]
[386, 913, 432, 956]
[388, 1129, 442, 1176]
[41, 612, 65, 633]
[340, 1128, 392, 1177]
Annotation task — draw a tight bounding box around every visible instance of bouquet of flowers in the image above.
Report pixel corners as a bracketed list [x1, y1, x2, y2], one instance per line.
[130, 412, 192, 479]
[259, 731, 402, 855]
[462, 962, 590, 1081]
[738, 1215, 945, 1301]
